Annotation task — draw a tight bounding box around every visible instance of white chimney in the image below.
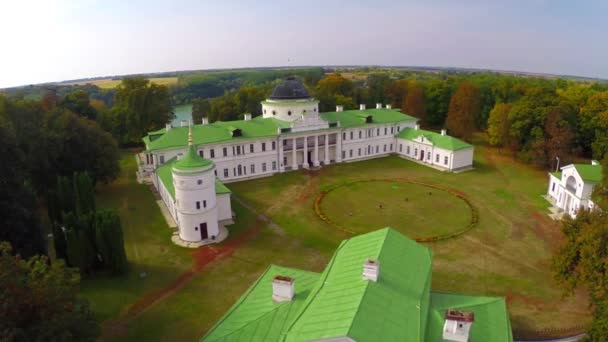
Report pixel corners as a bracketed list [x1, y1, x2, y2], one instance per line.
[244, 113, 252, 121]
[376, 103, 382, 109]
[359, 104, 366, 111]
[336, 105, 344, 112]
[415, 124, 420, 130]
[386, 104, 392, 110]
[202, 117, 209, 125]
[165, 123, 172, 131]
[441, 129, 447, 136]
[180, 120, 188, 127]
[443, 309, 474, 342]
[362, 259, 380, 282]
[592, 160, 600, 166]
[272, 276, 295, 302]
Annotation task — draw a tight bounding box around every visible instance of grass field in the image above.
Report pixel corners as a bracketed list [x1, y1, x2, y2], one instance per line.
[67, 77, 178, 89]
[83, 144, 591, 341]
[319, 180, 472, 238]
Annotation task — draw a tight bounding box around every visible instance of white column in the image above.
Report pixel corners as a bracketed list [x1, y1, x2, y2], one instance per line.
[278, 138, 284, 172]
[292, 137, 297, 170]
[303, 136, 309, 169]
[324, 134, 330, 165]
[336, 133, 343, 163]
[313, 135, 320, 167]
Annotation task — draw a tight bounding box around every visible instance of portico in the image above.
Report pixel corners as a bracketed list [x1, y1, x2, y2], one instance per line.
[282, 133, 338, 170]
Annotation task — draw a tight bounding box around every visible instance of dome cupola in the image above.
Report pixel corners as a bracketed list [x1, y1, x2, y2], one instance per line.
[269, 77, 311, 100]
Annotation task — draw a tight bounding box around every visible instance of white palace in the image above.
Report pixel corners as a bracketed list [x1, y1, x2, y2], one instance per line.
[137, 77, 474, 244]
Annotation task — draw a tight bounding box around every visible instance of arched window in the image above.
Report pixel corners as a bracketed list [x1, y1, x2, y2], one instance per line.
[263, 109, 267, 114]
[566, 176, 577, 192]
[288, 110, 292, 116]
[313, 108, 317, 112]
[272, 110, 276, 116]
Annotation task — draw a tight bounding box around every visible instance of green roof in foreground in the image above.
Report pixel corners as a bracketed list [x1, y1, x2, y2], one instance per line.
[203, 228, 512, 342]
[320, 108, 417, 128]
[156, 158, 230, 199]
[397, 127, 473, 151]
[573, 164, 602, 183]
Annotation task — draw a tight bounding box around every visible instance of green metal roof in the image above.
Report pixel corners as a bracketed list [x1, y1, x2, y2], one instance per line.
[573, 164, 602, 183]
[397, 128, 473, 151]
[203, 228, 511, 342]
[203, 265, 320, 342]
[156, 159, 231, 199]
[173, 145, 214, 171]
[144, 117, 291, 152]
[427, 292, 513, 342]
[320, 108, 417, 128]
[215, 179, 232, 194]
[261, 100, 319, 107]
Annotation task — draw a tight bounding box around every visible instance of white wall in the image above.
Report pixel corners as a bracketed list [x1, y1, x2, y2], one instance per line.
[173, 167, 219, 242]
[452, 148, 474, 170]
[262, 100, 319, 122]
[217, 194, 232, 221]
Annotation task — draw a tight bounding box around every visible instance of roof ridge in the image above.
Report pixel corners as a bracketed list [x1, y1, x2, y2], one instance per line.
[281, 240, 348, 340]
[202, 265, 276, 341]
[346, 228, 391, 340]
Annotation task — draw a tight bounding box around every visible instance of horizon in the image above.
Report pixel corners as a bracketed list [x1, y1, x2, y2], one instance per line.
[1, 0, 608, 88]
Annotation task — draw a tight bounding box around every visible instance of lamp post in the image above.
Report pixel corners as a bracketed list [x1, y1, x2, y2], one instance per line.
[555, 156, 560, 173]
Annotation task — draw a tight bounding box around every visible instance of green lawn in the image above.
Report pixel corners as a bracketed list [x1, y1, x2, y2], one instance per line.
[319, 180, 472, 238]
[84, 146, 590, 341]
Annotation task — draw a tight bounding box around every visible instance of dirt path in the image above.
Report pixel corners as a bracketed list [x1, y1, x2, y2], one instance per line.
[102, 213, 264, 339]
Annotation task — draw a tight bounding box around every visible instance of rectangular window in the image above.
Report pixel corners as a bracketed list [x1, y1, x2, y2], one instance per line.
[377, 128, 380, 136]
[342, 151, 346, 159]
[399, 144, 403, 152]
[343, 132, 346, 140]
[350, 131, 354, 140]
[233, 168, 237, 176]
[358, 148, 361, 156]
[414, 148, 418, 156]
[196, 201, 200, 209]
[427, 152, 431, 160]
[383, 144, 386, 152]
[444, 156, 449, 165]
[407, 146, 410, 154]
[552, 183, 556, 192]
[223, 147, 227, 157]
[210, 149, 215, 158]
[359, 131, 362, 139]
[232, 146, 235, 155]
[251, 164, 255, 173]
[203, 200, 207, 208]
[397, 126, 400, 132]
[384, 127, 387, 135]
[250, 144, 254, 153]
[283, 156, 287, 166]
[375, 146, 379, 153]
[391, 127, 394, 134]
[262, 163, 267, 172]
[224, 168, 228, 177]
[272, 161, 277, 170]
[214, 170, 217, 176]
[436, 154, 439, 162]
[390, 144, 393, 151]
[199, 150, 204, 158]
[236, 145, 241, 155]
[262, 142, 266, 151]
[159, 155, 165, 164]
[349, 149, 353, 157]
[272, 141, 276, 150]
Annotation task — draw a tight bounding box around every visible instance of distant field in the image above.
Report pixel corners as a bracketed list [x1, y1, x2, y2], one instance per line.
[66, 77, 178, 89]
[326, 72, 368, 81]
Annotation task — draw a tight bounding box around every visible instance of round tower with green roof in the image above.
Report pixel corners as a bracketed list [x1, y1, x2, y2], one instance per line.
[172, 125, 220, 242]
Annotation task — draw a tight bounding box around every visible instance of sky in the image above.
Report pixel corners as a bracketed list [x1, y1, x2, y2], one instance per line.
[1, 0, 607, 88]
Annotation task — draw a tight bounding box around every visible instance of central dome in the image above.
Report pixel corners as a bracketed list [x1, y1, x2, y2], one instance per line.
[269, 77, 311, 100]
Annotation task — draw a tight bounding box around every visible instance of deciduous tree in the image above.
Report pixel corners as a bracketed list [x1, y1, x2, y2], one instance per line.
[445, 82, 480, 141]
